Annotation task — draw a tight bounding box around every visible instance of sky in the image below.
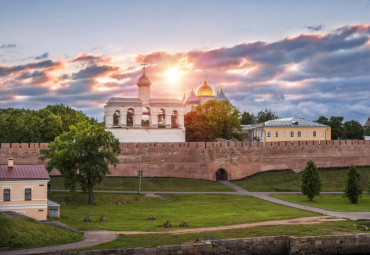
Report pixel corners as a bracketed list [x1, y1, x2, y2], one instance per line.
[1, 0, 370, 123]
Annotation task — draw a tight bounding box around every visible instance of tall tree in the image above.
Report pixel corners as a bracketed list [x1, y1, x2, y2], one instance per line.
[40, 121, 121, 205]
[329, 116, 344, 140]
[240, 111, 254, 125]
[257, 109, 278, 123]
[185, 100, 241, 142]
[301, 160, 322, 201]
[315, 116, 330, 126]
[343, 165, 362, 204]
[342, 120, 364, 140]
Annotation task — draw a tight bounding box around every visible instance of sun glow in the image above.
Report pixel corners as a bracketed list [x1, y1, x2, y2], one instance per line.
[163, 66, 185, 85]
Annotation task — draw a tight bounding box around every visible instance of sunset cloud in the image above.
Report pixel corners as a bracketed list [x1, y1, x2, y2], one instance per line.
[1, 25, 369, 122]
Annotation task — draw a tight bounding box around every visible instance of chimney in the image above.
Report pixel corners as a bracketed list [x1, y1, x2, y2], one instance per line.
[8, 158, 14, 168]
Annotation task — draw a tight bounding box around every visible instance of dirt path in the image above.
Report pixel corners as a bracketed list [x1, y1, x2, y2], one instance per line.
[115, 216, 346, 235]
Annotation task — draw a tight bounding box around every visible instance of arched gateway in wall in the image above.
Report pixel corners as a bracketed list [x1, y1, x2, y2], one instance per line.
[216, 168, 228, 180]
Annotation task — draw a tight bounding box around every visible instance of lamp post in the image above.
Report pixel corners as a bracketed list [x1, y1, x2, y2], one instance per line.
[138, 155, 143, 194]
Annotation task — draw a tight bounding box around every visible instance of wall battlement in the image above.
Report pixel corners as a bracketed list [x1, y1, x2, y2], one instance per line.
[1, 140, 370, 180]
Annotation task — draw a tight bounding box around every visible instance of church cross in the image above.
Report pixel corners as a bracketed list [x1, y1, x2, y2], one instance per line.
[141, 60, 148, 72]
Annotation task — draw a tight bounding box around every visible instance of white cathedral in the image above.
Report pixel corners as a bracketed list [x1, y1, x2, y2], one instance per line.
[104, 66, 229, 142]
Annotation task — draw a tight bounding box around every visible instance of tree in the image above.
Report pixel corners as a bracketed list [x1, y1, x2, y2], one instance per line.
[240, 111, 254, 124]
[365, 128, 370, 136]
[315, 116, 330, 126]
[329, 116, 344, 140]
[257, 109, 278, 123]
[342, 120, 364, 140]
[343, 165, 362, 204]
[301, 160, 322, 201]
[184, 100, 241, 142]
[40, 121, 121, 205]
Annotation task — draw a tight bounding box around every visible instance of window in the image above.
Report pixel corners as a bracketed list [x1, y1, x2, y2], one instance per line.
[313, 131, 317, 137]
[290, 131, 294, 137]
[127, 108, 134, 127]
[267, 131, 271, 137]
[141, 107, 150, 127]
[25, 188, 32, 201]
[158, 109, 166, 128]
[275, 131, 279, 137]
[171, 110, 178, 128]
[113, 110, 120, 126]
[3, 189, 10, 201]
[298, 131, 301, 137]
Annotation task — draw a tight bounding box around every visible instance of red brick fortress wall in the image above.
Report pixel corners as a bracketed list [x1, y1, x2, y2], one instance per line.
[1, 140, 370, 180]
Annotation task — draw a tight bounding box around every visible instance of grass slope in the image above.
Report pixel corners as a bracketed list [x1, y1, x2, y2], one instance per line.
[0, 213, 82, 249]
[79, 220, 370, 250]
[271, 193, 370, 211]
[50, 177, 233, 192]
[48, 192, 317, 231]
[232, 167, 370, 192]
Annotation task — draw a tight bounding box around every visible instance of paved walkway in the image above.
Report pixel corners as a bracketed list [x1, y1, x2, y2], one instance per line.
[220, 180, 370, 221]
[8, 182, 368, 254]
[2, 230, 117, 255]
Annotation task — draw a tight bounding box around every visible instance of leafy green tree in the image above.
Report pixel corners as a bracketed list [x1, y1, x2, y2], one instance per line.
[40, 121, 121, 205]
[343, 120, 364, 140]
[257, 109, 278, 123]
[240, 111, 254, 124]
[343, 165, 362, 204]
[301, 160, 322, 201]
[315, 116, 330, 126]
[184, 100, 241, 142]
[329, 116, 344, 140]
[365, 128, 370, 136]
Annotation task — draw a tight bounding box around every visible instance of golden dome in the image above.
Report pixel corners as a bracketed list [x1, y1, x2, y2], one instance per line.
[195, 78, 216, 97]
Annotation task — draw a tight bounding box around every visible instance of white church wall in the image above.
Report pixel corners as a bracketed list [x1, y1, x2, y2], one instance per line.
[107, 128, 185, 143]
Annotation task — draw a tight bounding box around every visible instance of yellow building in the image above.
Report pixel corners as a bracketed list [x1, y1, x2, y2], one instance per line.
[0, 159, 57, 220]
[249, 117, 331, 142]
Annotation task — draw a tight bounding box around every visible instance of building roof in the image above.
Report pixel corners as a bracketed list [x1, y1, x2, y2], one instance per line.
[184, 88, 201, 104]
[364, 117, 370, 127]
[263, 117, 329, 127]
[0, 165, 49, 181]
[195, 76, 217, 97]
[215, 88, 229, 102]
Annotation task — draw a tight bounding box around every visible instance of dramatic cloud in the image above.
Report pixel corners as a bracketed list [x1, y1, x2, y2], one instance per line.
[0, 44, 16, 49]
[35, 52, 49, 60]
[1, 25, 370, 124]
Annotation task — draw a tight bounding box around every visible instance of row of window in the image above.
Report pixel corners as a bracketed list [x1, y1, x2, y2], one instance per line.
[266, 130, 323, 138]
[3, 188, 31, 201]
[113, 108, 179, 128]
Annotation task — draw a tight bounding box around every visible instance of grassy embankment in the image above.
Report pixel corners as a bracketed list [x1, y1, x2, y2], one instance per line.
[79, 220, 370, 250]
[50, 177, 233, 192]
[232, 166, 370, 192]
[48, 192, 317, 231]
[271, 193, 370, 211]
[0, 213, 83, 249]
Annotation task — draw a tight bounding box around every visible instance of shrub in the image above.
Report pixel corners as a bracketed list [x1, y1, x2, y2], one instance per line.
[343, 165, 362, 204]
[301, 160, 322, 201]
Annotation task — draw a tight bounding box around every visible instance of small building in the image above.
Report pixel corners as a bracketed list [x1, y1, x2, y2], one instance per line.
[0, 159, 51, 220]
[249, 117, 331, 142]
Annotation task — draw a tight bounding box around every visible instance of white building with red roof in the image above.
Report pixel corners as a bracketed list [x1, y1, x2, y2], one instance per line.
[0, 159, 51, 220]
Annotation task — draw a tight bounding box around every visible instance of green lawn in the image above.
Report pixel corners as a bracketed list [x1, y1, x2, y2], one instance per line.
[271, 193, 370, 211]
[0, 213, 83, 249]
[48, 192, 317, 231]
[78, 220, 370, 250]
[50, 176, 233, 192]
[232, 167, 370, 192]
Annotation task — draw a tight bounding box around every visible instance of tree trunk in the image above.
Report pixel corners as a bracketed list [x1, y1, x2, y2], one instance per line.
[88, 186, 94, 205]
